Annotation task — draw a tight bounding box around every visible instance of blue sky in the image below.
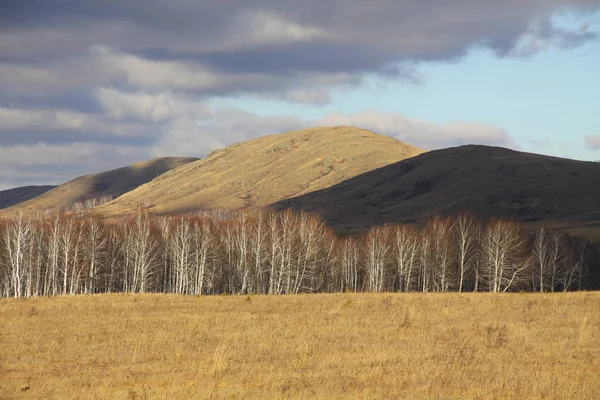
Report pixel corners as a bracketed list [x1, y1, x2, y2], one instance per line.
[1, 1, 599, 189]
[216, 15, 600, 161]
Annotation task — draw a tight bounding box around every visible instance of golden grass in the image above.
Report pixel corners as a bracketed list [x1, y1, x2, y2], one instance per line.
[1, 293, 599, 399]
[94, 126, 424, 216]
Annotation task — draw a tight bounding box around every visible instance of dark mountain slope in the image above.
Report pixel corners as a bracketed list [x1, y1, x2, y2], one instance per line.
[0, 186, 57, 209]
[272, 145, 600, 239]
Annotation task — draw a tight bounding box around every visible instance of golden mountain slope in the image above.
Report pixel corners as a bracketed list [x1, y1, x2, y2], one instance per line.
[95, 126, 424, 216]
[4, 157, 198, 214]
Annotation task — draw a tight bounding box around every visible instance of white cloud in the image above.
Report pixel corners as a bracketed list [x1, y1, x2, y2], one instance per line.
[0, 103, 523, 189]
[0, 106, 152, 138]
[151, 108, 518, 158]
[152, 109, 305, 156]
[585, 135, 600, 150]
[102, 50, 222, 92]
[219, 9, 330, 51]
[316, 111, 517, 149]
[95, 88, 209, 122]
[0, 108, 92, 131]
[511, 15, 598, 56]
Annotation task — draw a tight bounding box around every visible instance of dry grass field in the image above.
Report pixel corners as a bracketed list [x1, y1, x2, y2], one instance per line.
[1, 293, 599, 399]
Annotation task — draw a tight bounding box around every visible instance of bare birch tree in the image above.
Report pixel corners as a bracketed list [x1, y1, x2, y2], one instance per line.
[337, 236, 361, 292]
[364, 226, 391, 292]
[0, 210, 597, 298]
[190, 218, 212, 295]
[426, 216, 455, 292]
[480, 220, 531, 292]
[3, 213, 33, 297]
[249, 212, 268, 293]
[391, 224, 420, 292]
[453, 213, 480, 292]
[123, 212, 158, 293]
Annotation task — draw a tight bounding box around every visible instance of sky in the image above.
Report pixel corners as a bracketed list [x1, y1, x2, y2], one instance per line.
[1, 1, 599, 190]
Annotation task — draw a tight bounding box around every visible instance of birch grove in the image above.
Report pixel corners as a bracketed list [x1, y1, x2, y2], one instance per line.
[0, 210, 598, 297]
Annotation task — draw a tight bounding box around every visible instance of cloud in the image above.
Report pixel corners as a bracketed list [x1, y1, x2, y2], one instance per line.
[1, 2, 597, 107]
[511, 15, 599, 56]
[315, 111, 517, 149]
[217, 9, 331, 51]
[149, 108, 518, 158]
[152, 109, 306, 156]
[0, 107, 97, 132]
[585, 135, 600, 150]
[0, 88, 211, 146]
[0, 142, 151, 189]
[0, 105, 159, 146]
[0, 101, 523, 189]
[95, 88, 209, 122]
[0, 0, 597, 188]
[2, 2, 598, 95]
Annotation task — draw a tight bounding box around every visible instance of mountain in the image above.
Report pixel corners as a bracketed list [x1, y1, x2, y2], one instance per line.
[272, 145, 600, 240]
[4, 157, 198, 214]
[94, 126, 425, 216]
[0, 186, 57, 209]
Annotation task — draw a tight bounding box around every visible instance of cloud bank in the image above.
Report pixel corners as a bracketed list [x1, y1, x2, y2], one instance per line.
[1, 0, 598, 188]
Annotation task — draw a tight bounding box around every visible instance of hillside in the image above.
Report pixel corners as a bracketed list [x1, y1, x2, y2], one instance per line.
[0, 185, 56, 209]
[4, 157, 198, 214]
[94, 126, 425, 215]
[273, 145, 600, 239]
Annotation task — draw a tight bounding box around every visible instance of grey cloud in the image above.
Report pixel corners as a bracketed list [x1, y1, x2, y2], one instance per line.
[3, 1, 598, 73]
[0, 89, 212, 187]
[0, 87, 211, 146]
[1, 0, 598, 188]
[1, 1, 597, 109]
[0, 106, 160, 146]
[0, 142, 152, 188]
[1, 90, 104, 114]
[0, 47, 358, 106]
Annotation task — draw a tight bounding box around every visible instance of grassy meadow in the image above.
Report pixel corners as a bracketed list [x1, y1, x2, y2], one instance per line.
[1, 292, 599, 399]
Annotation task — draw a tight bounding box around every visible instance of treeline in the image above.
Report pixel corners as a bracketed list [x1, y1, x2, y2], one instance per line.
[0, 211, 598, 298]
[64, 195, 114, 212]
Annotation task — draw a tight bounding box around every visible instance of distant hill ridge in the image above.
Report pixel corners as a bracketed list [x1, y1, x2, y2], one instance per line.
[0, 186, 57, 210]
[93, 126, 425, 216]
[4, 157, 198, 214]
[4, 126, 598, 241]
[273, 144, 600, 239]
